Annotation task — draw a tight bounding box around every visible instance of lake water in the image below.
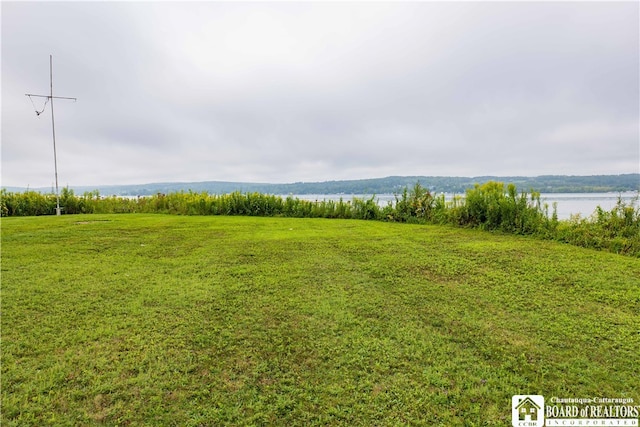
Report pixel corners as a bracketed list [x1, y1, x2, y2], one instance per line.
[538, 193, 638, 220]
[283, 192, 639, 220]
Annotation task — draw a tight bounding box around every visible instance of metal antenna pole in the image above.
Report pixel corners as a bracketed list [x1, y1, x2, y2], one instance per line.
[50, 55, 61, 216]
[25, 55, 76, 216]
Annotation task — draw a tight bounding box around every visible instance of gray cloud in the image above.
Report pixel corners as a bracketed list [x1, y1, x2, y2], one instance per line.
[2, 1, 638, 187]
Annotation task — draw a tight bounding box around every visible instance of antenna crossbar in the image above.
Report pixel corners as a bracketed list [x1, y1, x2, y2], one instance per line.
[26, 93, 77, 101]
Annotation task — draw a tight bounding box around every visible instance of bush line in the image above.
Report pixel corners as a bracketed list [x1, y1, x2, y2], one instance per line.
[2, 183, 638, 256]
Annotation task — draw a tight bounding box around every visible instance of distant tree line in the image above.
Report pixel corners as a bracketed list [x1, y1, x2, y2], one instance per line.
[5, 174, 638, 196]
[2, 182, 639, 257]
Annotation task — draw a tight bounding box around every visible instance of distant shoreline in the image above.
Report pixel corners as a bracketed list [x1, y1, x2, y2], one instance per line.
[3, 174, 638, 197]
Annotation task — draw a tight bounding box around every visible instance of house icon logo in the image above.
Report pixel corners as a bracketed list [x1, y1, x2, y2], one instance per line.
[512, 395, 544, 427]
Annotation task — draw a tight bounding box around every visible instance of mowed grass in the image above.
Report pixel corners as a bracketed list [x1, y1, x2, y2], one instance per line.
[2, 214, 639, 426]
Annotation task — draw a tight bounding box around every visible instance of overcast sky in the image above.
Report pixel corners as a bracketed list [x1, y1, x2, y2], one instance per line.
[2, 1, 639, 187]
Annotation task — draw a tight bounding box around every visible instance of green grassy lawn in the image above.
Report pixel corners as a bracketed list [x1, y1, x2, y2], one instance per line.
[2, 214, 639, 426]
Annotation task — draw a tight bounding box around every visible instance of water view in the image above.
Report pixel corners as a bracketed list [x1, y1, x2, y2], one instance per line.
[539, 192, 638, 220]
[285, 192, 639, 220]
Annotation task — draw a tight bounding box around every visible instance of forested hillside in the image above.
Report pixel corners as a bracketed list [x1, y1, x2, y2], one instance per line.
[4, 174, 638, 196]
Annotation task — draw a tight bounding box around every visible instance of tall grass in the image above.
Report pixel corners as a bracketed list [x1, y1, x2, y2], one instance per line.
[554, 195, 640, 255]
[2, 183, 638, 256]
